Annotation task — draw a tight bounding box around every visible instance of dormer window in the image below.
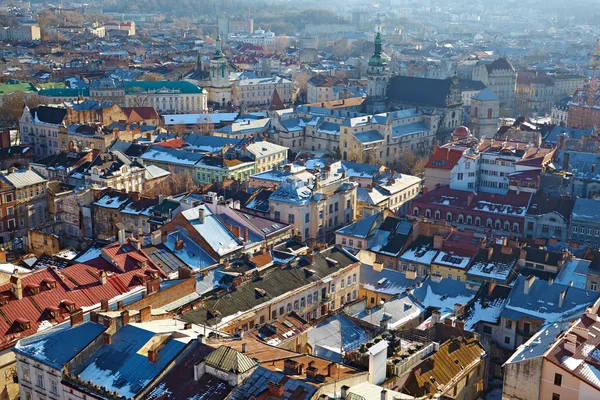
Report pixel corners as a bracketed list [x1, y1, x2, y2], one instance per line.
[14, 318, 30, 331]
[62, 300, 75, 312]
[46, 307, 60, 319]
[0, 296, 8, 306]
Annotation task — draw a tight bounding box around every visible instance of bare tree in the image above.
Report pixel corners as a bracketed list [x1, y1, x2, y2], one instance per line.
[127, 87, 152, 107]
[0, 93, 43, 130]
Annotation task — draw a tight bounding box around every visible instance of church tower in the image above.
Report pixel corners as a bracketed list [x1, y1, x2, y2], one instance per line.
[209, 34, 232, 107]
[366, 31, 388, 113]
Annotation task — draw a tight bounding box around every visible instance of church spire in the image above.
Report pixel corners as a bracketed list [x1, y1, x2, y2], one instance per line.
[369, 29, 386, 67]
[214, 34, 224, 59]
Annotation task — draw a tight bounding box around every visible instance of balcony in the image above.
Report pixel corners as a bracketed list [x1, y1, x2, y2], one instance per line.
[517, 329, 532, 338]
[321, 295, 331, 304]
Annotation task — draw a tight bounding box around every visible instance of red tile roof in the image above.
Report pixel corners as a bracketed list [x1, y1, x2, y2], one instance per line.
[122, 107, 160, 122]
[154, 138, 189, 149]
[425, 146, 464, 170]
[0, 240, 164, 351]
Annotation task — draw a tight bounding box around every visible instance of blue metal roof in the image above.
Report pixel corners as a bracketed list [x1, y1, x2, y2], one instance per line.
[74, 324, 189, 399]
[15, 322, 106, 369]
[353, 129, 384, 144]
[391, 122, 429, 138]
[500, 275, 600, 323]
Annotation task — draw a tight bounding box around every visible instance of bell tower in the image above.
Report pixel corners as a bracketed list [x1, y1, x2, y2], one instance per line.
[366, 31, 388, 113]
[208, 34, 232, 108]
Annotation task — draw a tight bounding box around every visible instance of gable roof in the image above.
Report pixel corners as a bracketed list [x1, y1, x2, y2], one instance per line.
[30, 105, 67, 125]
[204, 345, 258, 373]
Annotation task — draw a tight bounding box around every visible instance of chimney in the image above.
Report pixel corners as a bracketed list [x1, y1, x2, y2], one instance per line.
[121, 310, 130, 325]
[150, 230, 162, 246]
[524, 275, 536, 295]
[233, 226, 241, 238]
[175, 238, 184, 250]
[380, 390, 387, 400]
[267, 382, 284, 398]
[10, 274, 23, 300]
[148, 349, 158, 363]
[103, 332, 113, 345]
[118, 228, 126, 246]
[0, 248, 6, 263]
[564, 333, 577, 355]
[305, 250, 314, 263]
[488, 281, 497, 296]
[327, 362, 337, 377]
[405, 269, 417, 280]
[433, 234, 444, 250]
[198, 334, 204, 344]
[227, 224, 233, 232]
[501, 245, 513, 255]
[242, 342, 247, 353]
[341, 386, 349, 400]
[146, 278, 161, 294]
[431, 310, 441, 325]
[101, 298, 109, 311]
[116, 300, 124, 310]
[373, 261, 383, 272]
[99, 270, 107, 285]
[198, 206, 205, 224]
[559, 289, 567, 308]
[487, 246, 494, 260]
[563, 152, 570, 171]
[243, 227, 249, 241]
[70, 308, 84, 327]
[140, 306, 151, 322]
[467, 193, 474, 207]
[455, 320, 465, 330]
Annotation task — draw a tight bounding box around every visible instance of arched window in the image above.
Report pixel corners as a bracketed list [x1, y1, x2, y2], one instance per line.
[487, 108, 493, 119]
[504, 221, 510, 231]
[435, 210, 441, 220]
[457, 214, 464, 224]
[475, 216, 481, 226]
[466, 215, 473, 225]
[413, 207, 419, 216]
[446, 212, 453, 222]
[513, 222, 520, 232]
[425, 209, 432, 218]
[487, 218, 493, 228]
[495, 220, 501, 229]
[474, 107, 479, 117]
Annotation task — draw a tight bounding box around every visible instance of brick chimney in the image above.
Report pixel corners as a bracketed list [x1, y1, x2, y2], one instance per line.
[327, 362, 338, 377]
[103, 332, 113, 345]
[70, 308, 84, 327]
[243, 228, 249, 241]
[148, 349, 158, 363]
[146, 278, 161, 294]
[101, 298, 109, 311]
[0, 248, 6, 263]
[140, 306, 151, 322]
[267, 381, 284, 398]
[433, 234, 444, 250]
[121, 310, 130, 325]
[233, 226, 241, 238]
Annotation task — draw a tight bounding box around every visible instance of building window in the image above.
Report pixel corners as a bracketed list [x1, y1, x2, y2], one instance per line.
[504, 336, 510, 345]
[305, 213, 310, 223]
[413, 207, 419, 216]
[331, 283, 335, 293]
[36, 373, 44, 388]
[483, 325, 492, 335]
[591, 282, 597, 291]
[274, 211, 280, 221]
[505, 320, 512, 329]
[22, 367, 30, 383]
[552, 394, 560, 400]
[447, 273, 452, 280]
[313, 292, 318, 302]
[554, 373, 562, 386]
[50, 379, 58, 394]
[293, 300, 299, 310]
[289, 214, 295, 224]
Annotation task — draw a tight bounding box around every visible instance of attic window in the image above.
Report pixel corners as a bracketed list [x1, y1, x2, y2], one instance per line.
[46, 307, 60, 319]
[62, 300, 75, 312]
[15, 318, 30, 331]
[27, 285, 41, 295]
[43, 279, 56, 289]
[0, 296, 8, 306]
[255, 288, 267, 298]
